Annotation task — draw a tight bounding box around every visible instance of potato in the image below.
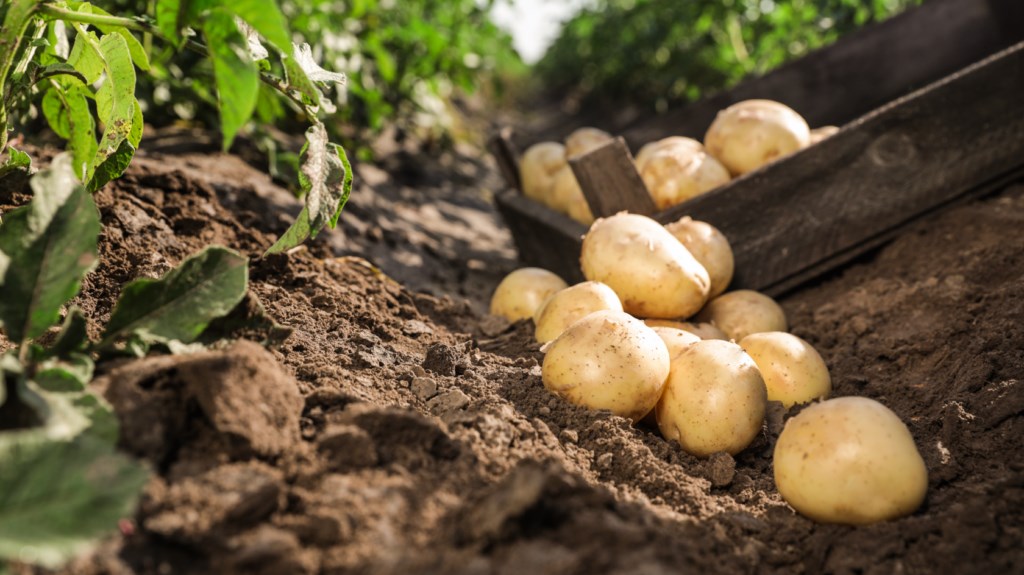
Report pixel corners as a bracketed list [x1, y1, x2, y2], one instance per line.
[809, 125, 839, 145]
[774, 397, 928, 525]
[533, 281, 622, 344]
[634, 136, 703, 173]
[542, 310, 670, 421]
[519, 142, 567, 207]
[644, 319, 728, 340]
[548, 165, 595, 225]
[565, 127, 614, 158]
[704, 99, 810, 176]
[664, 217, 734, 298]
[490, 268, 568, 322]
[650, 327, 701, 359]
[581, 213, 710, 319]
[739, 332, 831, 407]
[655, 340, 767, 456]
[639, 144, 731, 209]
[695, 289, 787, 341]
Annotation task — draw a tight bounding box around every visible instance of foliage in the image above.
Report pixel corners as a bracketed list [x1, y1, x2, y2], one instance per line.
[538, 0, 923, 113]
[0, 155, 249, 569]
[0, 0, 352, 252]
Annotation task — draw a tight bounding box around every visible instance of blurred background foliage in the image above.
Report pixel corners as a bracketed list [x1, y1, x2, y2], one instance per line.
[537, 0, 922, 114]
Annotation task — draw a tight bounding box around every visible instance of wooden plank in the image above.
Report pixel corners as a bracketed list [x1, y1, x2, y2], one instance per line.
[568, 138, 657, 217]
[494, 190, 587, 283]
[488, 128, 522, 192]
[658, 42, 1024, 295]
[622, 0, 1024, 146]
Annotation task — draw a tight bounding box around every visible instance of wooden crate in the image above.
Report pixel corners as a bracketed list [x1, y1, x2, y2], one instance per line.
[492, 0, 1024, 295]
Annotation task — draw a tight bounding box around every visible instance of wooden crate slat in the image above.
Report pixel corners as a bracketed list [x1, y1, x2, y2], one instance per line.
[494, 190, 587, 283]
[622, 0, 1024, 146]
[568, 138, 657, 217]
[658, 42, 1024, 295]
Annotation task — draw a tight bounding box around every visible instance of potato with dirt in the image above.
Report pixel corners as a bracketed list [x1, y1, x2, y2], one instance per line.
[739, 331, 831, 408]
[664, 217, 734, 298]
[490, 267, 568, 322]
[774, 396, 928, 525]
[581, 213, 710, 319]
[649, 326, 701, 359]
[704, 99, 810, 176]
[550, 165, 595, 225]
[542, 310, 670, 421]
[533, 281, 622, 344]
[519, 142, 568, 207]
[695, 289, 787, 341]
[644, 319, 728, 340]
[655, 339, 767, 456]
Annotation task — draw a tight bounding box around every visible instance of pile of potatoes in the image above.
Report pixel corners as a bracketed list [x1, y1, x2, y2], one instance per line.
[489, 212, 927, 526]
[519, 99, 839, 221]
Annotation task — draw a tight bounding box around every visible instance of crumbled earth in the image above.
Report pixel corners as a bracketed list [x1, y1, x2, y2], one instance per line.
[2, 141, 1022, 574]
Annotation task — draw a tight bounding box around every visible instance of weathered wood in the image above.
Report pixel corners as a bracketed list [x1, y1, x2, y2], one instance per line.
[568, 138, 657, 218]
[657, 42, 1024, 295]
[494, 190, 587, 283]
[488, 128, 521, 192]
[622, 0, 1024, 147]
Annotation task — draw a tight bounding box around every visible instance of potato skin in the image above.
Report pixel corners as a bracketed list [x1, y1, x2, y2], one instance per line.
[739, 332, 831, 408]
[665, 217, 735, 298]
[519, 142, 567, 207]
[639, 145, 731, 210]
[550, 166, 595, 225]
[774, 397, 928, 525]
[565, 127, 614, 158]
[581, 213, 710, 319]
[643, 319, 728, 340]
[704, 99, 810, 176]
[809, 125, 839, 145]
[655, 340, 767, 456]
[490, 268, 568, 322]
[650, 326, 701, 359]
[533, 281, 622, 344]
[695, 289, 787, 342]
[542, 310, 670, 421]
[634, 136, 704, 173]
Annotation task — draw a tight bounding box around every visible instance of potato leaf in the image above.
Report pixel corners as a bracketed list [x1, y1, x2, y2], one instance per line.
[89, 98, 142, 192]
[292, 42, 347, 86]
[0, 146, 31, 179]
[41, 83, 98, 181]
[224, 0, 291, 54]
[264, 122, 352, 255]
[0, 433, 148, 568]
[88, 32, 136, 190]
[34, 354, 94, 393]
[0, 155, 100, 344]
[202, 8, 259, 151]
[154, 0, 184, 45]
[100, 246, 248, 350]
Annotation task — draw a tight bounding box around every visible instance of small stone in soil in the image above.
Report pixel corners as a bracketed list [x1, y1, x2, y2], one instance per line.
[411, 377, 439, 400]
[428, 388, 470, 417]
[706, 452, 737, 487]
[423, 343, 463, 376]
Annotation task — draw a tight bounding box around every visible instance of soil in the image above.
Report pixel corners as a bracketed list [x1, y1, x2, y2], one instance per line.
[2, 136, 1022, 575]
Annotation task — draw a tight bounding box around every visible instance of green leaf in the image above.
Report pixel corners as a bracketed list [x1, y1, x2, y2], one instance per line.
[226, 0, 291, 54]
[29, 62, 87, 87]
[0, 155, 101, 344]
[41, 83, 98, 181]
[34, 354, 93, 393]
[66, 29, 105, 84]
[100, 246, 248, 349]
[154, 0, 184, 45]
[202, 8, 258, 150]
[281, 51, 322, 107]
[74, 4, 151, 71]
[0, 434, 148, 568]
[48, 308, 90, 358]
[264, 123, 351, 255]
[0, 147, 31, 180]
[89, 33, 136, 188]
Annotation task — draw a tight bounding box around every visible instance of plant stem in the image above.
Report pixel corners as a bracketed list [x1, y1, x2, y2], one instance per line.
[37, 4, 149, 34]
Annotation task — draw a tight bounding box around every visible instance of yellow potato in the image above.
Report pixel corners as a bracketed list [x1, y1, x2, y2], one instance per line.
[695, 289, 787, 342]
[581, 213, 710, 319]
[639, 145, 731, 210]
[650, 326, 701, 359]
[533, 281, 622, 344]
[542, 310, 670, 421]
[549, 165, 594, 225]
[664, 217, 734, 298]
[704, 99, 810, 176]
[565, 127, 614, 158]
[489, 268, 568, 322]
[655, 340, 767, 456]
[809, 125, 840, 145]
[519, 142, 567, 207]
[774, 396, 928, 525]
[634, 136, 703, 173]
[739, 332, 831, 408]
[643, 319, 728, 340]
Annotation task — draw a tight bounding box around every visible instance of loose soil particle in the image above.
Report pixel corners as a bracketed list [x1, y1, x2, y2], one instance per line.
[3, 145, 1021, 575]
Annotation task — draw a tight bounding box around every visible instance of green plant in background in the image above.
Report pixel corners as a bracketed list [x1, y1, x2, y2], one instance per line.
[0, 154, 250, 569]
[538, 0, 922, 114]
[1, 0, 352, 253]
